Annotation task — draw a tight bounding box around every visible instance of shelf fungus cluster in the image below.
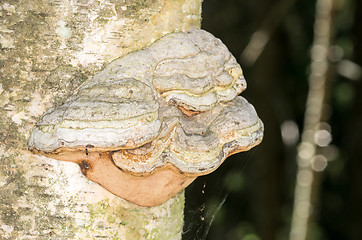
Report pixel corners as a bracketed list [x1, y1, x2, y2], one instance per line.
[28, 29, 264, 207]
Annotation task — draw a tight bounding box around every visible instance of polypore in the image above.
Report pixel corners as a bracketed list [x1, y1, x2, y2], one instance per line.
[28, 29, 264, 207]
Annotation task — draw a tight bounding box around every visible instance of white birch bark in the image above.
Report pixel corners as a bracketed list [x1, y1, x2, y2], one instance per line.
[0, 0, 202, 238]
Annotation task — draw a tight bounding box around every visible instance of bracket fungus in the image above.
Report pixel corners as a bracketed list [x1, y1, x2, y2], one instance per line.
[28, 29, 264, 207]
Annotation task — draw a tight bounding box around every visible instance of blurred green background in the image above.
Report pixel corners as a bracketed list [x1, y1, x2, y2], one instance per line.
[183, 0, 362, 239]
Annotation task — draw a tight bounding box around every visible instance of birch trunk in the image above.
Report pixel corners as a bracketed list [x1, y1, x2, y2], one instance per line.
[0, 0, 202, 239]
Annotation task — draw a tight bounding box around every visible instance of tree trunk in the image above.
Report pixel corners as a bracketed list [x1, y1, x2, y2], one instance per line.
[0, 0, 201, 238]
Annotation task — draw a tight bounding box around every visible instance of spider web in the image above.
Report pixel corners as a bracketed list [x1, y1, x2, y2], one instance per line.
[182, 152, 253, 240]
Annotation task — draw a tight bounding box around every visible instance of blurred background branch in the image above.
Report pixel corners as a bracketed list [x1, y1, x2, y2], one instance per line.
[240, 0, 296, 66]
[290, 0, 336, 239]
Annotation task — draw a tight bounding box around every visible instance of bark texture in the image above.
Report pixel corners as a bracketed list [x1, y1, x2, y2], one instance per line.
[0, 0, 202, 239]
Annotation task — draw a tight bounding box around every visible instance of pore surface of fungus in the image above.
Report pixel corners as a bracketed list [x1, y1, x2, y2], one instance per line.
[28, 29, 264, 207]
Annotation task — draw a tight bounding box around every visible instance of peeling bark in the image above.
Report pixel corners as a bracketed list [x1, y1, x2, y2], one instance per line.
[0, 0, 202, 238]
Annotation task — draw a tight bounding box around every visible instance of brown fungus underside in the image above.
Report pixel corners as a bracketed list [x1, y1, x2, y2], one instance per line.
[28, 29, 264, 207]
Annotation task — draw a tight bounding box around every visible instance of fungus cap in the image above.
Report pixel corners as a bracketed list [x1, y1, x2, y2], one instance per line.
[28, 29, 263, 207]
